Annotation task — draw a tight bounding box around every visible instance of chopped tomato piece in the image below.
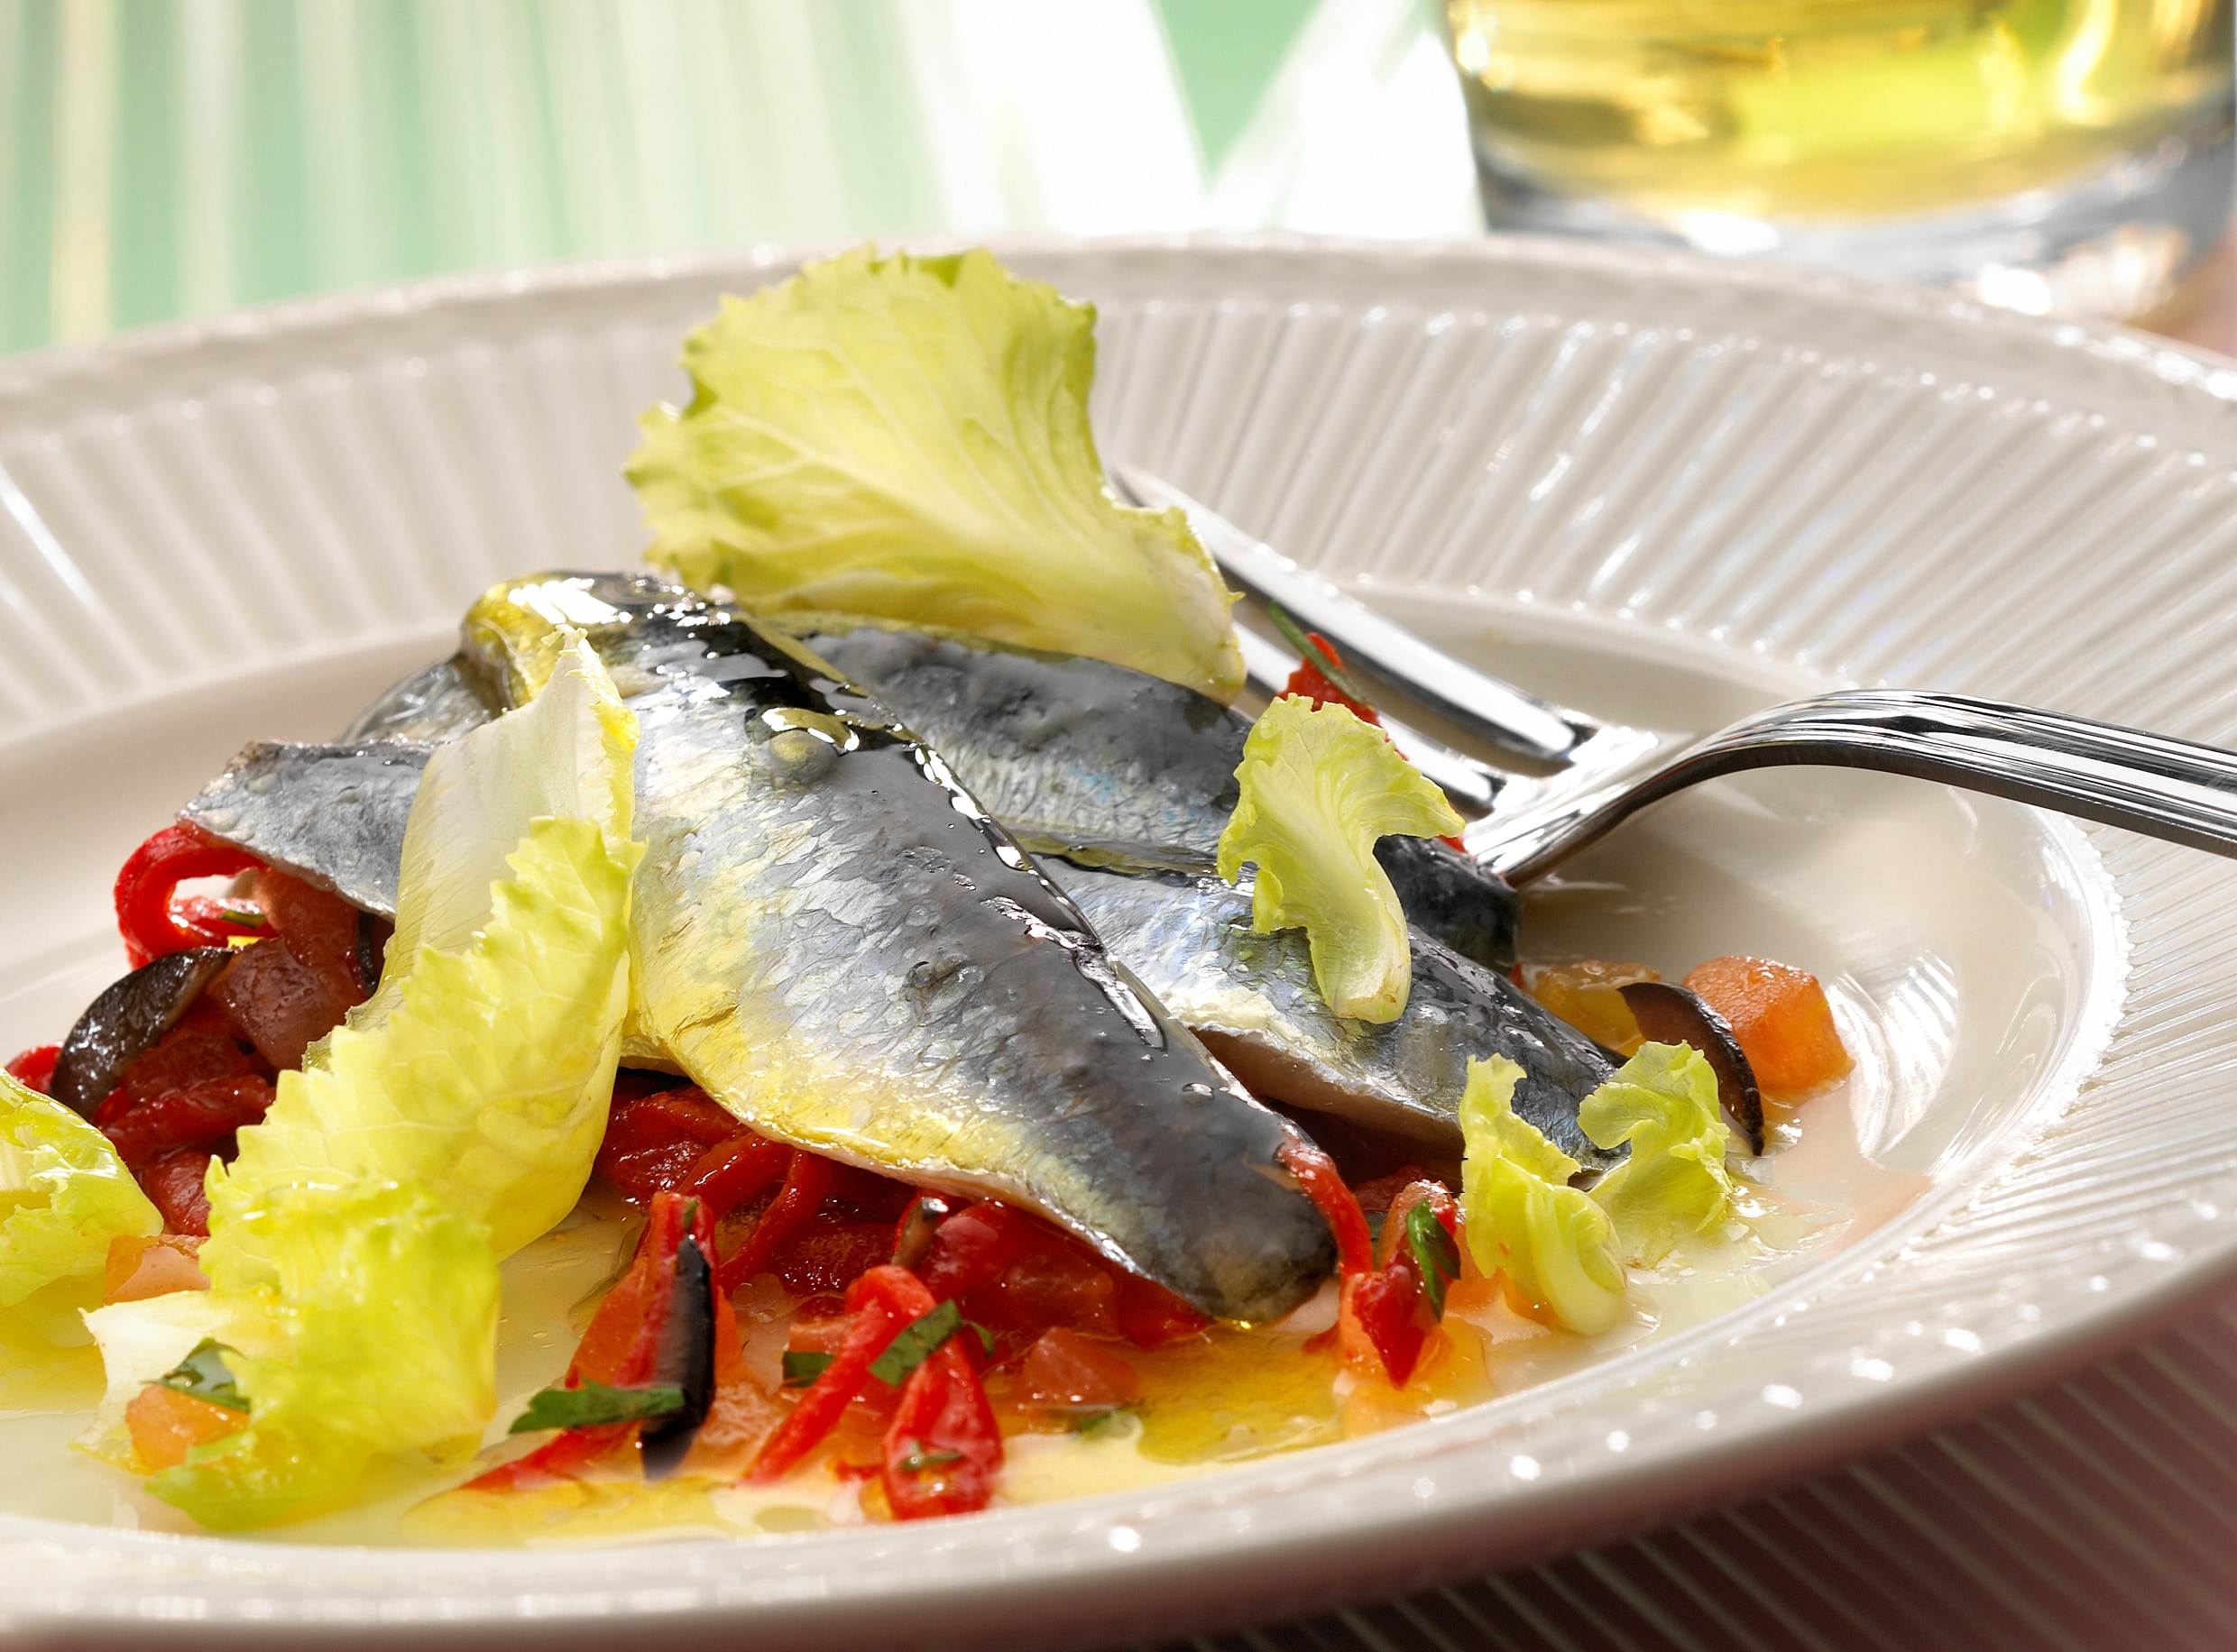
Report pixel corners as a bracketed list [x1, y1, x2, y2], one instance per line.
[1110, 1269, 1209, 1348]
[775, 1224, 897, 1297]
[1014, 1326, 1141, 1414]
[1528, 959, 1660, 1054]
[253, 871, 364, 1005]
[6, 1044, 59, 1095]
[140, 1147, 215, 1235]
[101, 1075, 272, 1170]
[1338, 1179, 1459, 1388]
[881, 1335, 1002, 1519]
[113, 825, 263, 968]
[125, 1382, 244, 1471]
[103, 1004, 265, 1118]
[103, 1233, 208, 1303]
[1683, 954, 1853, 1097]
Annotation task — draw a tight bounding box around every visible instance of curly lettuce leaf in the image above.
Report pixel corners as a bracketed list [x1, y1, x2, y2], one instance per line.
[203, 637, 643, 1278]
[1457, 1055, 1627, 1336]
[1580, 1042, 1738, 1265]
[1215, 696, 1464, 1022]
[1, 1073, 158, 1315]
[626, 243, 1245, 702]
[146, 1181, 499, 1530]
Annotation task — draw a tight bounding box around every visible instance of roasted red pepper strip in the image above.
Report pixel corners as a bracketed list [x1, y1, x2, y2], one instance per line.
[1277, 1135, 1374, 1277]
[716, 1149, 832, 1295]
[5, 1044, 59, 1095]
[466, 1191, 718, 1491]
[750, 1263, 934, 1485]
[678, 1134, 791, 1223]
[113, 826, 263, 968]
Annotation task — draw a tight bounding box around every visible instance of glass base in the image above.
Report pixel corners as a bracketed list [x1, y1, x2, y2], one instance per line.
[1474, 103, 2235, 321]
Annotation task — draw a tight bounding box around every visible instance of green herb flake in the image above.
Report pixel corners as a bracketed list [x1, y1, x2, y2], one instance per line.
[964, 1318, 995, 1358]
[507, 1380, 685, 1435]
[1267, 602, 1374, 709]
[1072, 1406, 1141, 1440]
[781, 1350, 835, 1388]
[1405, 1199, 1463, 1318]
[898, 1448, 964, 1473]
[158, 1338, 249, 1412]
[868, 1299, 962, 1386]
[218, 907, 266, 929]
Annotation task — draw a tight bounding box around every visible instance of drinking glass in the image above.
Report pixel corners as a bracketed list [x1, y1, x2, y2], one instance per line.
[1442, 0, 2235, 318]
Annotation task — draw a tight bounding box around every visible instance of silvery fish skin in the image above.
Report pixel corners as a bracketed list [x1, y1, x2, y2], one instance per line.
[1045, 855, 1618, 1172]
[792, 621, 1520, 972]
[184, 740, 430, 915]
[461, 572, 1335, 1323]
[342, 657, 498, 744]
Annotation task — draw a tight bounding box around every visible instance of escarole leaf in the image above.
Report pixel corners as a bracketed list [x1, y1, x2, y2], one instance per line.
[146, 1181, 498, 1531]
[0, 1074, 158, 1316]
[1457, 1055, 1627, 1336]
[1215, 697, 1464, 1022]
[626, 243, 1246, 702]
[204, 634, 644, 1276]
[1580, 1042, 1737, 1266]
[83, 636, 641, 1528]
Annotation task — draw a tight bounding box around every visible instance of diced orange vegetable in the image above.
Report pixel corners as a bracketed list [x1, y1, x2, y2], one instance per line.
[1528, 960, 1661, 1054]
[1682, 954, 1853, 1097]
[124, 1383, 244, 1471]
[1013, 1326, 1141, 1414]
[102, 1234, 209, 1303]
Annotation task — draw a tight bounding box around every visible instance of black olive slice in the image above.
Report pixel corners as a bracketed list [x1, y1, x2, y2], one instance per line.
[49, 948, 235, 1118]
[1617, 979, 1765, 1155]
[639, 1234, 717, 1480]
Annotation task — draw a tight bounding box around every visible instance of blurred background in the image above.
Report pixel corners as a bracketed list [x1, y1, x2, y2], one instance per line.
[5, 0, 2231, 358]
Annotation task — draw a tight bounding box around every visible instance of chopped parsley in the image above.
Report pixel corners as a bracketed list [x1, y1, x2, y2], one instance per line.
[897, 1448, 964, 1473]
[1405, 1199, 1462, 1317]
[781, 1350, 835, 1388]
[869, 1299, 963, 1385]
[507, 1380, 685, 1435]
[158, 1338, 248, 1412]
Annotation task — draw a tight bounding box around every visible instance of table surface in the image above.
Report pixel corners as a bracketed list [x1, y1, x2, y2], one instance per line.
[6, 5, 2237, 1648]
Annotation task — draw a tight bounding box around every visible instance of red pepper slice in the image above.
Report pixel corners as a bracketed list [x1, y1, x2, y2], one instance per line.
[468, 1191, 720, 1491]
[750, 1263, 936, 1485]
[113, 826, 263, 968]
[1277, 1135, 1373, 1277]
[5, 1044, 59, 1095]
[715, 1149, 832, 1295]
[1342, 1179, 1462, 1388]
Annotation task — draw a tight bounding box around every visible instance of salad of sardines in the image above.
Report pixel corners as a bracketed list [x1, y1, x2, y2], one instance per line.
[0, 247, 1876, 1542]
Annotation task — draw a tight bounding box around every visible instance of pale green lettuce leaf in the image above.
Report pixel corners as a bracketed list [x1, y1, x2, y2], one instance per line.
[1457, 1055, 1627, 1336]
[1215, 696, 1464, 1022]
[147, 1181, 498, 1531]
[626, 243, 1246, 702]
[0, 1074, 158, 1315]
[203, 636, 643, 1278]
[1580, 1042, 1737, 1265]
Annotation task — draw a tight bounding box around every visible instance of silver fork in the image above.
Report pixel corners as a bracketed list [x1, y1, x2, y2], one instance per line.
[1110, 466, 2237, 884]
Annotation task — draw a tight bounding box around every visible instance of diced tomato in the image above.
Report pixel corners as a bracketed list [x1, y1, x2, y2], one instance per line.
[1682, 955, 1853, 1098]
[1110, 1268, 1209, 1348]
[101, 1076, 272, 1170]
[125, 1382, 244, 1470]
[112, 825, 264, 968]
[6, 1044, 59, 1095]
[776, 1224, 898, 1297]
[881, 1335, 1002, 1520]
[1014, 1326, 1141, 1414]
[1527, 959, 1661, 1055]
[139, 1147, 215, 1235]
[1338, 1179, 1459, 1388]
[104, 1005, 265, 1119]
[102, 1233, 208, 1303]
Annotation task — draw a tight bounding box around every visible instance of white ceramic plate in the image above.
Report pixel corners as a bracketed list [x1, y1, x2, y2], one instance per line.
[2, 235, 2234, 1649]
